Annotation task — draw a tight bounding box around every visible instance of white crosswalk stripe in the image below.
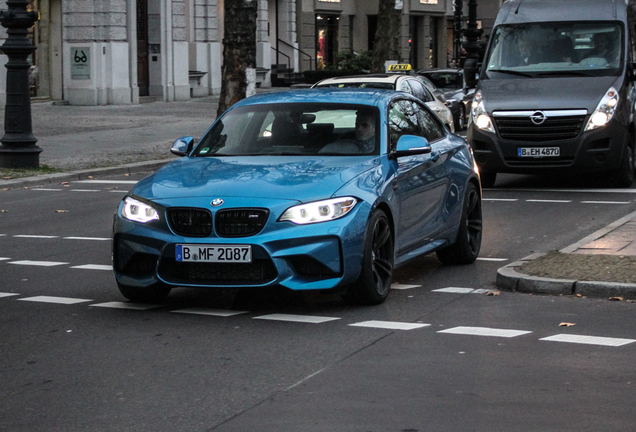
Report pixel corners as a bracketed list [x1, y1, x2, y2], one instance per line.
[18, 296, 92, 304]
[349, 321, 430, 330]
[540, 334, 636, 347]
[438, 326, 532, 338]
[254, 313, 340, 324]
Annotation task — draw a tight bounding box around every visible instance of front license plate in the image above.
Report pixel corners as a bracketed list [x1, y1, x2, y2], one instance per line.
[176, 244, 252, 263]
[518, 147, 560, 157]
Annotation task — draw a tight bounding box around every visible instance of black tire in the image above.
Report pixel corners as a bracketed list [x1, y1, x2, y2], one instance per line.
[479, 170, 497, 188]
[436, 182, 482, 265]
[117, 281, 171, 303]
[611, 142, 635, 188]
[342, 210, 394, 305]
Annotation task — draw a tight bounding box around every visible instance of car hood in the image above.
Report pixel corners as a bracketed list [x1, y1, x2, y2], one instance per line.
[132, 156, 379, 202]
[479, 76, 618, 112]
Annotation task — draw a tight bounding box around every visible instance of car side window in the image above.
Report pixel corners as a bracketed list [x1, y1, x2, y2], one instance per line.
[388, 100, 422, 151]
[399, 79, 413, 95]
[408, 79, 433, 103]
[388, 99, 446, 151]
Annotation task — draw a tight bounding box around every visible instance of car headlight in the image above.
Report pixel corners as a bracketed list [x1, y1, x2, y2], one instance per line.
[470, 90, 494, 133]
[279, 197, 357, 225]
[586, 87, 619, 131]
[121, 197, 159, 223]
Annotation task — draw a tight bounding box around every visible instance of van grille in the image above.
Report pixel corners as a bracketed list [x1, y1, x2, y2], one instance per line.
[493, 113, 586, 142]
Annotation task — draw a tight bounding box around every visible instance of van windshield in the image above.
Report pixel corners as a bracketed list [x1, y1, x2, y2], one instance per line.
[484, 22, 623, 78]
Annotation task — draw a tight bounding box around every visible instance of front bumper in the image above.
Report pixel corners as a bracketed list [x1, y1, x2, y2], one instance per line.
[468, 120, 627, 174]
[113, 206, 369, 292]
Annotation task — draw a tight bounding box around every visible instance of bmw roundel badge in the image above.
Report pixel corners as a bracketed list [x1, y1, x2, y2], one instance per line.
[211, 198, 224, 207]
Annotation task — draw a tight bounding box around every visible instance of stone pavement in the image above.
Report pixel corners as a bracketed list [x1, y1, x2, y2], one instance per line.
[0, 91, 635, 299]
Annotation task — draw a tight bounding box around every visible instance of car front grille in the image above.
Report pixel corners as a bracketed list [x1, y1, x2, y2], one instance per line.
[215, 209, 269, 238]
[493, 112, 586, 142]
[167, 208, 213, 237]
[159, 259, 278, 286]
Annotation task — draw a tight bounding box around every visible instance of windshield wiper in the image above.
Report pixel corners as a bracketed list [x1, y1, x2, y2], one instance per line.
[487, 69, 537, 78]
[533, 70, 597, 77]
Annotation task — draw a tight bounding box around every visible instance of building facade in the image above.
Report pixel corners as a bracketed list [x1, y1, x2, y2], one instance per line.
[0, 0, 500, 107]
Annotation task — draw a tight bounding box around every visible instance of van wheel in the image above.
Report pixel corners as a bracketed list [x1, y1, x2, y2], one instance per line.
[479, 170, 497, 188]
[611, 142, 635, 188]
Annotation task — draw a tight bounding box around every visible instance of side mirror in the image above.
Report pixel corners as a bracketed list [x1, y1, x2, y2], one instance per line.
[170, 136, 195, 156]
[389, 135, 431, 160]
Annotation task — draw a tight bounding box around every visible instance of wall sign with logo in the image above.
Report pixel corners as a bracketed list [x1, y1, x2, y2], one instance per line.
[71, 47, 91, 80]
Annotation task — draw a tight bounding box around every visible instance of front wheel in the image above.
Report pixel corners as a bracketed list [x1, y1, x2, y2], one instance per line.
[611, 142, 635, 188]
[436, 182, 482, 265]
[343, 210, 394, 305]
[117, 281, 171, 303]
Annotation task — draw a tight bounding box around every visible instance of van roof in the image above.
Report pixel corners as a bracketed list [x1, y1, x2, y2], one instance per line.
[496, 0, 628, 26]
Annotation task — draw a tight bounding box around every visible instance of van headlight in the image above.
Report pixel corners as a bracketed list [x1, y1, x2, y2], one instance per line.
[470, 90, 494, 133]
[586, 87, 619, 131]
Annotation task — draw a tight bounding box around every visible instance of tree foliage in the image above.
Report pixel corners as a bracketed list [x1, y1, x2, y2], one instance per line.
[217, 0, 257, 117]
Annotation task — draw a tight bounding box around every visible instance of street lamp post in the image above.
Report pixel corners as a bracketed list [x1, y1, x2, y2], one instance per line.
[463, 0, 482, 89]
[0, 0, 40, 168]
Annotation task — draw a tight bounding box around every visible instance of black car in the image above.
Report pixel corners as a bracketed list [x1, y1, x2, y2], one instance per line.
[417, 68, 476, 130]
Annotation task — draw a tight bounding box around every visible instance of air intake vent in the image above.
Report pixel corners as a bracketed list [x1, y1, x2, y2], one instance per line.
[215, 209, 269, 237]
[167, 208, 213, 237]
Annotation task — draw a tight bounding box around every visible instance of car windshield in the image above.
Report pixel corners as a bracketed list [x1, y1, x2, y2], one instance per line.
[419, 72, 463, 90]
[194, 103, 380, 157]
[484, 21, 623, 78]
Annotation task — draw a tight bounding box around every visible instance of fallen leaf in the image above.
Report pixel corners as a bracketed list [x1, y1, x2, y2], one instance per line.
[2, 176, 12, 179]
[609, 297, 624, 301]
[55, 210, 69, 213]
[559, 322, 576, 327]
[60, 182, 69, 185]
[88, 176, 93, 179]
[0, 209, 7, 213]
[2, 188, 9, 191]
[486, 291, 501, 296]
[125, 173, 130, 176]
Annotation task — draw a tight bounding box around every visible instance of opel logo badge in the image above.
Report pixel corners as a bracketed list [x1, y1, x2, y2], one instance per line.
[210, 198, 224, 207]
[530, 111, 547, 125]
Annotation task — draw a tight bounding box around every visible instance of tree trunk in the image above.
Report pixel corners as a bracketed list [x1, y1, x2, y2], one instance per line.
[217, 0, 257, 117]
[371, 0, 402, 73]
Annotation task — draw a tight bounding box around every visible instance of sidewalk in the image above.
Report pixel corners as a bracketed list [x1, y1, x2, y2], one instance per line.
[1, 93, 635, 299]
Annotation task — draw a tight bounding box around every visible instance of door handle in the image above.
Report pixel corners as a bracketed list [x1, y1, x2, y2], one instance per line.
[431, 151, 440, 162]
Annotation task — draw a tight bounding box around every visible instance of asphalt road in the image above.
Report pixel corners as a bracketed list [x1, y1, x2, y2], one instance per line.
[1, 171, 636, 431]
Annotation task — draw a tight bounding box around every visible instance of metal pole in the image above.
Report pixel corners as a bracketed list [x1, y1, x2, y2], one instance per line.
[463, 0, 482, 89]
[0, 0, 40, 168]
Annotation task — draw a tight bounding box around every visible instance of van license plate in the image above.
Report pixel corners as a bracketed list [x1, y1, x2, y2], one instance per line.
[518, 147, 560, 157]
[176, 244, 252, 263]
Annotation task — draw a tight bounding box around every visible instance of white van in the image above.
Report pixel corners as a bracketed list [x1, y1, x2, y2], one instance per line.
[467, 0, 636, 187]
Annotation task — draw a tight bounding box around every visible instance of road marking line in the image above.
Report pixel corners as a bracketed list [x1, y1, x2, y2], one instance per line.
[8, 260, 69, 267]
[540, 334, 636, 347]
[75, 180, 137, 184]
[254, 313, 340, 324]
[63, 236, 110, 241]
[70, 189, 101, 193]
[477, 257, 508, 262]
[526, 199, 572, 203]
[0, 292, 19, 298]
[482, 198, 518, 202]
[438, 326, 532, 338]
[90, 301, 162, 310]
[108, 190, 128, 193]
[581, 201, 631, 205]
[70, 264, 113, 270]
[14, 235, 59, 239]
[0, 257, 10, 261]
[349, 320, 430, 330]
[19, 296, 93, 304]
[433, 287, 475, 294]
[172, 308, 248, 317]
[30, 188, 63, 191]
[391, 283, 420, 290]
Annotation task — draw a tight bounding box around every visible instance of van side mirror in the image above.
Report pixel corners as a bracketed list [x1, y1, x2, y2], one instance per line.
[171, 136, 195, 156]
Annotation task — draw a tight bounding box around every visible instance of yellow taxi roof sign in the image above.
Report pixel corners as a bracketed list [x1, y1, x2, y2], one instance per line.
[387, 64, 412, 72]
